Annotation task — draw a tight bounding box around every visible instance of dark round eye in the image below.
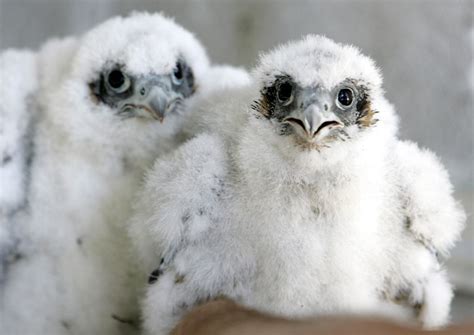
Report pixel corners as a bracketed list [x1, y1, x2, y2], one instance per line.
[108, 70, 125, 88]
[277, 82, 293, 105]
[337, 88, 354, 108]
[106, 69, 130, 93]
[172, 62, 184, 84]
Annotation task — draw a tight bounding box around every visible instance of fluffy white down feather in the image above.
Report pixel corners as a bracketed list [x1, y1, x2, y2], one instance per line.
[129, 35, 465, 335]
[0, 50, 38, 282]
[0, 50, 38, 215]
[0, 12, 249, 335]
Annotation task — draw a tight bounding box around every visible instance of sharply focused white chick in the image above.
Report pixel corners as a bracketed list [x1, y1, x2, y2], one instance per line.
[0, 12, 248, 335]
[129, 35, 465, 335]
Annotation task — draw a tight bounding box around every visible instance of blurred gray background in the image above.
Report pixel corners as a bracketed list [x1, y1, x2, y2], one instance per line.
[1, 0, 472, 321]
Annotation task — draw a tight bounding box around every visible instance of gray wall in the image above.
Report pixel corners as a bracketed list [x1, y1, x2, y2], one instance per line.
[1, 0, 473, 290]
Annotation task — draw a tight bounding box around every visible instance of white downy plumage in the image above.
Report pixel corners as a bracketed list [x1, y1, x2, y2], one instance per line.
[0, 51, 38, 283]
[0, 50, 37, 216]
[0, 12, 249, 335]
[129, 35, 465, 335]
[0, 37, 78, 286]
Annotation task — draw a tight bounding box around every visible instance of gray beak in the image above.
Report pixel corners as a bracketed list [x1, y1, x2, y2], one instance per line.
[284, 90, 343, 140]
[146, 87, 172, 122]
[119, 75, 180, 123]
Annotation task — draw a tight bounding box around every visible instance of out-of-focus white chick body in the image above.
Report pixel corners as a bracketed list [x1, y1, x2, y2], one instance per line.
[0, 50, 38, 216]
[129, 35, 465, 335]
[0, 51, 38, 281]
[0, 36, 80, 286]
[179, 64, 251, 140]
[0, 12, 249, 335]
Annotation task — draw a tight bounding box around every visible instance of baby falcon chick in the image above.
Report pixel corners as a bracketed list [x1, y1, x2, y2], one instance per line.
[0, 12, 248, 335]
[129, 35, 465, 335]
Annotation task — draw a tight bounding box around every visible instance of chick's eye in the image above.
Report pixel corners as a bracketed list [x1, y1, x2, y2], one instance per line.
[106, 69, 130, 93]
[337, 88, 354, 108]
[172, 62, 184, 84]
[277, 82, 293, 105]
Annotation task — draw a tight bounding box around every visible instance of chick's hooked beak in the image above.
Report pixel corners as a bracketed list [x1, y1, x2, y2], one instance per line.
[120, 75, 181, 123]
[284, 89, 343, 141]
[144, 87, 172, 122]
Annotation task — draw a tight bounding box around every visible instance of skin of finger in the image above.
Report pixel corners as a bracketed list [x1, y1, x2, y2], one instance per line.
[171, 299, 474, 335]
